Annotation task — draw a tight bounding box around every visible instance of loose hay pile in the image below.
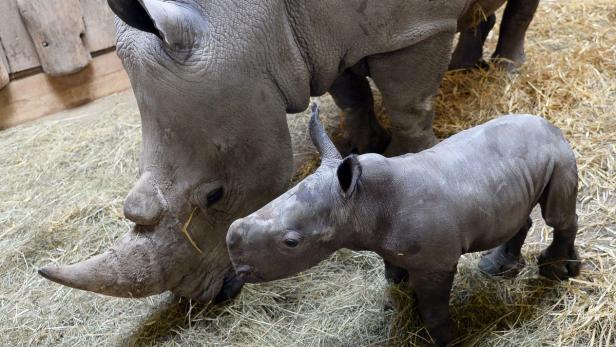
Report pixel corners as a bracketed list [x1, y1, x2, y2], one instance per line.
[0, 0, 614, 346]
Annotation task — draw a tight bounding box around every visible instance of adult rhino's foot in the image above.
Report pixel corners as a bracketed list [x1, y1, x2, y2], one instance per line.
[479, 245, 526, 278]
[449, 59, 491, 72]
[448, 55, 484, 71]
[213, 269, 245, 303]
[538, 245, 581, 281]
[489, 56, 523, 73]
[490, 44, 526, 73]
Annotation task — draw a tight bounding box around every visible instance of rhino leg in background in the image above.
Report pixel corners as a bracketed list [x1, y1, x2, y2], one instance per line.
[329, 69, 390, 155]
[449, 14, 497, 70]
[368, 31, 454, 156]
[492, 0, 540, 71]
[478, 217, 531, 277]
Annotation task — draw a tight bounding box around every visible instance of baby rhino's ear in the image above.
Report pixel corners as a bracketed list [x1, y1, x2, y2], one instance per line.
[337, 155, 362, 198]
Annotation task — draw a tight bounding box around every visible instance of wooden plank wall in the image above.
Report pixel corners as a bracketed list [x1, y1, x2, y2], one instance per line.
[0, 52, 131, 129]
[0, 0, 39, 73]
[0, 42, 9, 88]
[18, 0, 93, 76]
[81, 0, 116, 52]
[0, 0, 116, 75]
[0, 0, 132, 128]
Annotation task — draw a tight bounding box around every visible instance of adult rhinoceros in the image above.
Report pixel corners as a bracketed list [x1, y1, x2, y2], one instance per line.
[39, 0, 539, 302]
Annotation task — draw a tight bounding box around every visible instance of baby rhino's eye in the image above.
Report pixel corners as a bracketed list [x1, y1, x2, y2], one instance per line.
[282, 230, 301, 248]
[284, 238, 299, 248]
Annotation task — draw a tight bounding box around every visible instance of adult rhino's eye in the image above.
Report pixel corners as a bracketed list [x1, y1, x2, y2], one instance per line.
[193, 181, 224, 209]
[284, 238, 299, 248]
[206, 187, 224, 207]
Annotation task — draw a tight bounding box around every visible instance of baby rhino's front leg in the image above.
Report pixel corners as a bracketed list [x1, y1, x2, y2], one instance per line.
[410, 268, 458, 346]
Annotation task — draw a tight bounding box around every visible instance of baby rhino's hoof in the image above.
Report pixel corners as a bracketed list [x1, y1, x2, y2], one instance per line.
[478, 247, 525, 278]
[538, 246, 581, 281]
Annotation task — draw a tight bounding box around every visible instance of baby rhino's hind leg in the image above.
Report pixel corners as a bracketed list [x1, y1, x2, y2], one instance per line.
[537, 166, 581, 280]
[479, 217, 531, 278]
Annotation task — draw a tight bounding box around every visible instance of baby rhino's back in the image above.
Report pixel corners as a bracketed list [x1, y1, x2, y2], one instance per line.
[429, 115, 576, 184]
[395, 115, 576, 254]
[416, 115, 576, 187]
[437, 114, 573, 162]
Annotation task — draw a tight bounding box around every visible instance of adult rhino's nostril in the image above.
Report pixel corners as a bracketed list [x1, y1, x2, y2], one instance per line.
[124, 172, 164, 226]
[124, 195, 163, 225]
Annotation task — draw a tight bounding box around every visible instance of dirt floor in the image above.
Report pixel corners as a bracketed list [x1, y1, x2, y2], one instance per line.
[1, 1, 614, 346]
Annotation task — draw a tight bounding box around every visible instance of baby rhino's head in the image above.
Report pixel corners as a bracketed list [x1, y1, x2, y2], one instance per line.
[226, 104, 364, 282]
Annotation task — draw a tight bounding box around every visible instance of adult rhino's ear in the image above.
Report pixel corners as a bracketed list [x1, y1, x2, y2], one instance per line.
[337, 155, 362, 198]
[109, 0, 207, 49]
[108, 0, 158, 37]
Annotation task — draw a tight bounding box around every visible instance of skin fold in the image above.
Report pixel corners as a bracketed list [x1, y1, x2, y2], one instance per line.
[227, 104, 581, 346]
[40, 0, 541, 303]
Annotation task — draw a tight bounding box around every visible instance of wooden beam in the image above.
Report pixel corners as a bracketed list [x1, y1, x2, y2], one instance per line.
[0, 51, 131, 129]
[0, 43, 9, 89]
[80, 0, 117, 52]
[0, 0, 39, 73]
[17, 0, 92, 76]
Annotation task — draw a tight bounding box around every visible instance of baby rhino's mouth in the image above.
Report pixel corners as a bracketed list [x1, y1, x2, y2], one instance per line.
[233, 264, 264, 283]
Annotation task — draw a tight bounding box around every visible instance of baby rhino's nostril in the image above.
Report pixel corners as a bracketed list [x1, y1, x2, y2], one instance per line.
[228, 232, 241, 249]
[227, 221, 244, 249]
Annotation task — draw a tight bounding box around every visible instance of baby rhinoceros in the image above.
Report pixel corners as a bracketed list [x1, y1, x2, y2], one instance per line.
[227, 104, 581, 346]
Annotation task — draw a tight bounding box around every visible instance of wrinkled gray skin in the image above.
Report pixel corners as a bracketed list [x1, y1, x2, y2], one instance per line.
[40, 0, 540, 303]
[227, 105, 581, 346]
[450, 0, 540, 71]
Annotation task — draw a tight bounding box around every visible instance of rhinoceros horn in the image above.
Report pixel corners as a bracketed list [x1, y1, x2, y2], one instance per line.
[108, 0, 208, 49]
[309, 103, 342, 161]
[38, 231, 166, 297]
[38, 173, 170, 297]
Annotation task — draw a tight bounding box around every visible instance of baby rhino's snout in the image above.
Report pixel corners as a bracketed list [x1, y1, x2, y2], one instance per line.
[226, 219, 247, 252]
[227, 217, 270, 283]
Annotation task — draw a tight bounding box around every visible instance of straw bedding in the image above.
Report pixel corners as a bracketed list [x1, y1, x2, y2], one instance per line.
[0, 0, 614, 345]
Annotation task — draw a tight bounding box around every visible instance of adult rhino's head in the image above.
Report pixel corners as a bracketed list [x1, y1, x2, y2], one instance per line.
[38, 0, 311, 302]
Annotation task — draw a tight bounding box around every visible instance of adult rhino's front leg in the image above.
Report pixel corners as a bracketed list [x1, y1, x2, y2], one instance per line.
[368, 31, 454, 156]
[329, 69, 390, 155]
